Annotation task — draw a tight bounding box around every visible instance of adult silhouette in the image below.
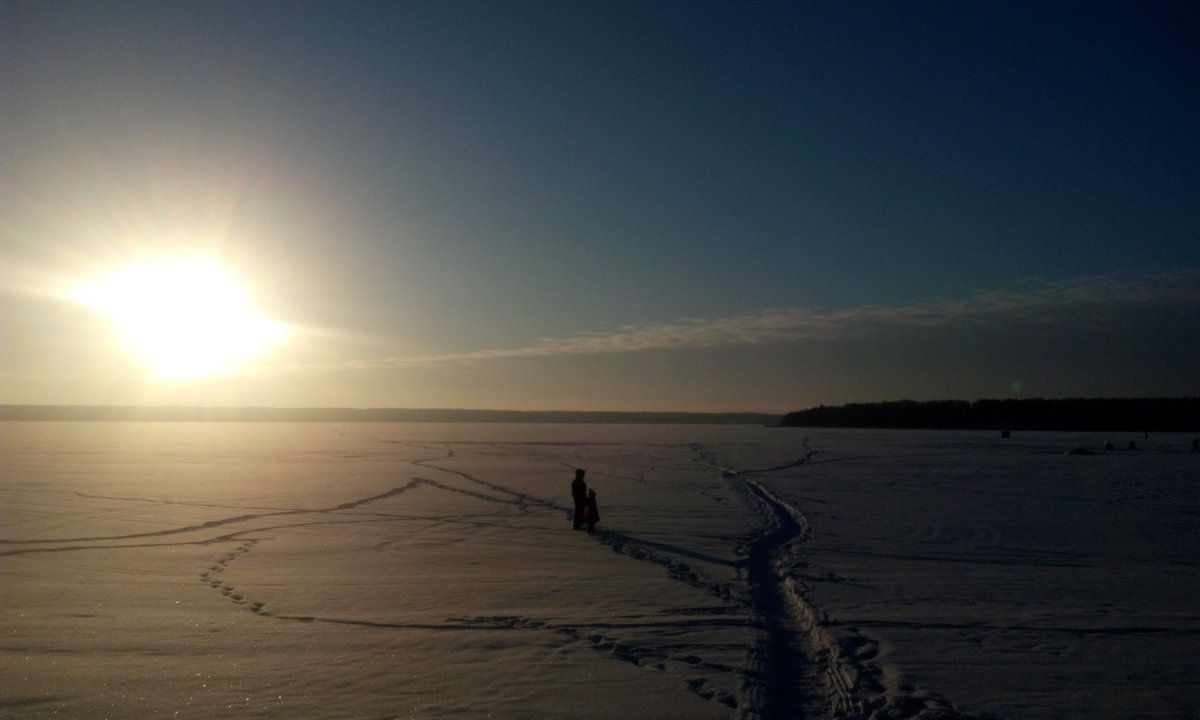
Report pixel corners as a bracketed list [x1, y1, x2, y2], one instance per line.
[571, 469, 587, 530]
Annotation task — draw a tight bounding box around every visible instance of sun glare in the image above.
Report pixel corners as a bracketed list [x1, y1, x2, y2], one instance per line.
[71, 260, 286, 378]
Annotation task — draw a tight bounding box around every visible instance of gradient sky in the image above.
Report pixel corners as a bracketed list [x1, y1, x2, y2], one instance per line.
[3, 1, 1198, 413]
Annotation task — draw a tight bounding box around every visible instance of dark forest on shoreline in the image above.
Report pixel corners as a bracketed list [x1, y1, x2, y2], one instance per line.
[781, 398, 1199, 432]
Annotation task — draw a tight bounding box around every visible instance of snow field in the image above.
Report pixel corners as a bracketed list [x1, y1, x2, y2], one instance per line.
[2, 422, 1196, 719]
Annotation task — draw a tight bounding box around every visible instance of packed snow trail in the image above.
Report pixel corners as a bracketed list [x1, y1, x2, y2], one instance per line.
[700, 444, 997, 720]
[180, 436, 997, 719]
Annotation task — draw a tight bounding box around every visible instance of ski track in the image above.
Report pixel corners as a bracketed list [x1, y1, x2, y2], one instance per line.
[5, 435, 1004, 718]
[694, 443, 1002, 720]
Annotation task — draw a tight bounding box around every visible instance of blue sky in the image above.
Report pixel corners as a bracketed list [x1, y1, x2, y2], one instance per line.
[2, 1, 1197, 412]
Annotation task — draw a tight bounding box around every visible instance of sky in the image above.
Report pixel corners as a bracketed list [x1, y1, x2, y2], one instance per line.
[2, 0, 1197, 413]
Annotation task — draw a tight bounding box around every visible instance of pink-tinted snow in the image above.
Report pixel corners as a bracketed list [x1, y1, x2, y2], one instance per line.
[2, 422, 1195, 719]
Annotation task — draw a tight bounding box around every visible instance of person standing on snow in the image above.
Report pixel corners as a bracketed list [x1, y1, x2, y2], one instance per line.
[571, 469, 588, 530]
[584, 488, 600, 534]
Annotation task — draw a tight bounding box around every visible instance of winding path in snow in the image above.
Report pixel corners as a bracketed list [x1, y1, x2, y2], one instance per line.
[711, 444, 1000, 720]
[7, 431, 1000, 718]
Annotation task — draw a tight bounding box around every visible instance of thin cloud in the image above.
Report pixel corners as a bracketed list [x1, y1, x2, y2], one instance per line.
[312, 271, 1200, 371]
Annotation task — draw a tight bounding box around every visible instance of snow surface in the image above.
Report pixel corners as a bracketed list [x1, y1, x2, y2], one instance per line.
[1, 422, 1196, 719]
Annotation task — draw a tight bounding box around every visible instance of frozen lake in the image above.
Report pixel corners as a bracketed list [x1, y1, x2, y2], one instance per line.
[2, 422, 1196, 719]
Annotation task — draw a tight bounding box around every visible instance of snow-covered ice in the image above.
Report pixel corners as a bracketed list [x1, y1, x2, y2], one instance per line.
[1, 422, 1196, 719]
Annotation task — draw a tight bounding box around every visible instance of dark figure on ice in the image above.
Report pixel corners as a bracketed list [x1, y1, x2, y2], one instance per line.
[1192, 437, 1199, 452]
[571, 469, 588, 530]
[583, 488, 600, 534]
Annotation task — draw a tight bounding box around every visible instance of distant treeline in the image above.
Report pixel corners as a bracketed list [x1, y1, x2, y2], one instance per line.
[781, 398, 1200, 431]
[0, 405, 777, 425]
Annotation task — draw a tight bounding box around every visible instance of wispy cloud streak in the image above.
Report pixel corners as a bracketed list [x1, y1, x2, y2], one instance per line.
[360, 271, 1200, 370]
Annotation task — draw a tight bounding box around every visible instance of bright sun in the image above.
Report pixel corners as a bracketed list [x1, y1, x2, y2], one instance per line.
[71, 260, 286, 378]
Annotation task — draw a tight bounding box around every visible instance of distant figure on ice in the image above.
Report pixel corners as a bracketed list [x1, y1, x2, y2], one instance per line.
[571, 469, 588, 530]
[584, 488, 600, 534]
[1128, 441, 1138, 451]
[1104, 441, 1115, 451]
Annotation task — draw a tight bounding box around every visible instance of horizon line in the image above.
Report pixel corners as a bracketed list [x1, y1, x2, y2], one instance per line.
[2, 396, 1196, 414]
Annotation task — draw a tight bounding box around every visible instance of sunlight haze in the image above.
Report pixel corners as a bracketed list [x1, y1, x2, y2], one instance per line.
[69, 260, 286, 379]
[2, 1, 1197, 411]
